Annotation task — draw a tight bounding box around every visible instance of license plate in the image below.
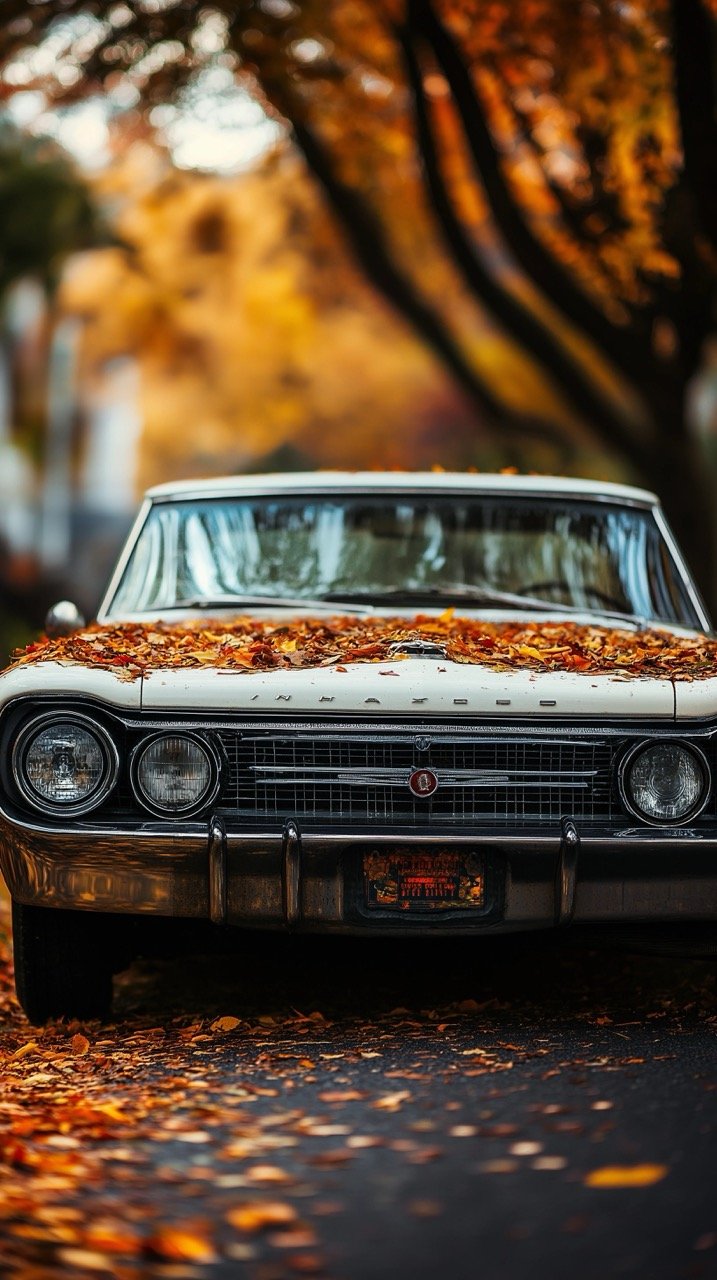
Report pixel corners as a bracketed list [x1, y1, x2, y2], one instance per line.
[363, 852, 485, 912]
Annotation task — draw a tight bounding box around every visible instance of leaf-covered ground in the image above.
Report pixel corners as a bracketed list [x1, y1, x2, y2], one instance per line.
[1, 898, 716, 1279]
[11, 615, 717, 681]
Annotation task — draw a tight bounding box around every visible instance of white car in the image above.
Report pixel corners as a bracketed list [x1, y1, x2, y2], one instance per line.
[1, 471, 716, 1022]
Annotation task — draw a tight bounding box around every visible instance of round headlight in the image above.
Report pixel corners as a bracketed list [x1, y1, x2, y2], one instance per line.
[13, 715, 118, 816]
[134, 734, 217, 816]
[621, 741, 709, 824]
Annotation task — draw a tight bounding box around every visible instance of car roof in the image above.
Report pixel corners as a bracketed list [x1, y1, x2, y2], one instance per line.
[145, 471, 658, 506]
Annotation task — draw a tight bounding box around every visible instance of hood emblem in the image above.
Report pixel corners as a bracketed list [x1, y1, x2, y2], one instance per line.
[408, 767, 439, 798]
[389, 639, 448, 659]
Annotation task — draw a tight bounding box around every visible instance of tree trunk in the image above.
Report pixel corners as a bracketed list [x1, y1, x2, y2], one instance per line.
[638, 409, 715, 620]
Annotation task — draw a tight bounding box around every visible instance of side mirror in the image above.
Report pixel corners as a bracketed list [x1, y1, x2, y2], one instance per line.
[45, 601, 86, 638]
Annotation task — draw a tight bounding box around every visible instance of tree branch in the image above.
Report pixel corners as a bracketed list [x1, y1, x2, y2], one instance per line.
[290, 115, 569, 451]
[397, 22, 649, 471]
[409, 0, 659, 386]
[672, 0, 717, 256]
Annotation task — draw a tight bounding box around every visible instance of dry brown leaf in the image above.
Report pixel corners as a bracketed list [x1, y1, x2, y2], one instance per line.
[13, 616, 717, 683]
[211, 1016, 241, 1033]
[371, 1091, 411, 1112]
[10, 1041, 39, 1061]
[144, 1226, 217, 1261]
[245, 1165, 294, 1184]
[307, 1149, 355, 1167]
[318, 1090, 366, 1103]
[227, 1202, 298, 1233]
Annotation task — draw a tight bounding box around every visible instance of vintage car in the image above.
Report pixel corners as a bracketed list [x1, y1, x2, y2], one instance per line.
[1, 471, 717, 1022]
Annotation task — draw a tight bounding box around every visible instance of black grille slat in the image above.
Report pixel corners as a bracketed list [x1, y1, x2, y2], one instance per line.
[216, 730, 615, 826]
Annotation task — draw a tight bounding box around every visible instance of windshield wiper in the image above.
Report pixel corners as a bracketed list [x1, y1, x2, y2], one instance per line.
[149, 588, 637, 626]
[149, 594, 373, 615]
[320, 587, 638, 625]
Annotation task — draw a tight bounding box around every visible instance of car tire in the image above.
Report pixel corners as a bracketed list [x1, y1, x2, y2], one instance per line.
[12, 901, 115, 1024]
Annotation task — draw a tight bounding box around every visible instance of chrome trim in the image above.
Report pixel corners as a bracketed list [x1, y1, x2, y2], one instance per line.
[250, 764, 596, 789]
[282, 820, 301, 926]
[96, 498, 153, 622]
[236, 727, 614, 742]
[617, 738, 712, 827]
[3, 812, 717, 928]
[2, 697, 686, 739]
[145, 485, 658, 511]
[555, 819, 579, 925]
[11, 711, 120, 819]
[130, 731, 222, 819]
[208, 815, 227, 924]
[652, 504, 712, 632]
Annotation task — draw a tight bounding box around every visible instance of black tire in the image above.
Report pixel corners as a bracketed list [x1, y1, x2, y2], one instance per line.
[12, 901, 115, 1024]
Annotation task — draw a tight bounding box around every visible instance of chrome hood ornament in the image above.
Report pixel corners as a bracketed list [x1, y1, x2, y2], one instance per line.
[388, 639, 448, 659]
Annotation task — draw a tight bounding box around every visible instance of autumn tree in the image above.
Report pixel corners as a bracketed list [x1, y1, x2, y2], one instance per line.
[2, 0, 715, 589]
[62, 153, 505, 490]
[0, 120, 98, 296]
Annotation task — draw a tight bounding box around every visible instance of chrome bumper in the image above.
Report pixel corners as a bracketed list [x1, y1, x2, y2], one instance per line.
[2, 812, 717, 933]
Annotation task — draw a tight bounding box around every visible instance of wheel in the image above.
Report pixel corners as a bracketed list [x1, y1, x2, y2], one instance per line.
[12, 901, 115, 1024]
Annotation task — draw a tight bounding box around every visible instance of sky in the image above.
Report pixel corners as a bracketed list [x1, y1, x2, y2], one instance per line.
[7, 81, 284, 173]
[2, 9, 285, 175]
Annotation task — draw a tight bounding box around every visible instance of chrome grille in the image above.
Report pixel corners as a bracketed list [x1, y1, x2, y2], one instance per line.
[217, 729, 616, 826]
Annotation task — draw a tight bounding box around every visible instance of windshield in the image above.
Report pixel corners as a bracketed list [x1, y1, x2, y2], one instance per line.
[108, 493, 699, 626]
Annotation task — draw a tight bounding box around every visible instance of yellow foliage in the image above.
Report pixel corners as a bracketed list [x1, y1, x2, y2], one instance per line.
[61, 147, 522, 489]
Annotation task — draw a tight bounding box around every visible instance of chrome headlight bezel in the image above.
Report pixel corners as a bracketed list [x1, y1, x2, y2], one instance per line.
[618, 739, 711, 827]
[130, 731, 221, 819]
[12, 711, 120, 818]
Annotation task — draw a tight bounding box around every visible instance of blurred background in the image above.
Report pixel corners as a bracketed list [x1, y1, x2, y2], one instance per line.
[0, 0, 715, 662]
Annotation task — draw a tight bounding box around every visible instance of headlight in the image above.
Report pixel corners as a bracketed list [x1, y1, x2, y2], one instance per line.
[133, 733, 218, 817]
[621, 741, 710, 824]
[13, 714, 119, 816]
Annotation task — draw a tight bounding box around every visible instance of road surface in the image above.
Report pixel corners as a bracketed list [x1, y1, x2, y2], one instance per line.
[1, 916, 715, 1279]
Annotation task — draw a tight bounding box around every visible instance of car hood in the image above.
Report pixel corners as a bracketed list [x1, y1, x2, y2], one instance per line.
[0, 661, 143, 709]
[140, 657, 675, 718]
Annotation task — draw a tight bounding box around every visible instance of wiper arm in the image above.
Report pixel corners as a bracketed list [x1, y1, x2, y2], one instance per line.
[323, 586, 568, 609]
[151, 595, 373, 615]
[321, 587, 638, 625]
[438, 584, 639, 624]
[436, 583, 594, 613]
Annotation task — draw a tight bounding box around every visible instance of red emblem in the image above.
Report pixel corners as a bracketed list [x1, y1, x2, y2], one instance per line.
[408, 767, 439, 798]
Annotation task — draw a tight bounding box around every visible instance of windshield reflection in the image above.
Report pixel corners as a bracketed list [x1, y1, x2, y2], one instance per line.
[109, 494, 697, 626]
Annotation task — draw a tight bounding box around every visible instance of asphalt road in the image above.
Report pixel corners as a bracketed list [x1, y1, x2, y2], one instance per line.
[1, 924, 716, 1280]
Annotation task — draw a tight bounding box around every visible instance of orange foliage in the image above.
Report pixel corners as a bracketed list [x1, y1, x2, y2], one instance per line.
[13, 616, 717, 682]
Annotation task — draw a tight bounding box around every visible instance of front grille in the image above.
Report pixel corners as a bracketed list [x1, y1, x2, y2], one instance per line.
[216, 729, 616, 827]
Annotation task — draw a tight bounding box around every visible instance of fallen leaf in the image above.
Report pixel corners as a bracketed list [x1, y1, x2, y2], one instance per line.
[245, 1165, 294, 1185]
[144, 1227, 217, 1261]
[307, 1149, 354, 1167]
[211, 1015, 241, 1033]
[371, 1091, 411, 1112]
[227, 1202, 298, 1233]
[55, 1248, 116, 1272]
[10, 1041, 38, 1060]
[584, 1163, 668, 1188]
[318, 1090, 366, 1103]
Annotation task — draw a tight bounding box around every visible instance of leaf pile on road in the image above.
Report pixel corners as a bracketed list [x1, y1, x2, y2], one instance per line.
[10, 615, 717, 681]
[1, 901, 715, 1278]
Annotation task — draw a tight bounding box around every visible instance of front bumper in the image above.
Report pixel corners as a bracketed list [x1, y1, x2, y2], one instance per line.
[2, 813, 717, 935]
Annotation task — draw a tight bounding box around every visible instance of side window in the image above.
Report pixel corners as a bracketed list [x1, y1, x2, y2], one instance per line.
[650, 531, 702, 627]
